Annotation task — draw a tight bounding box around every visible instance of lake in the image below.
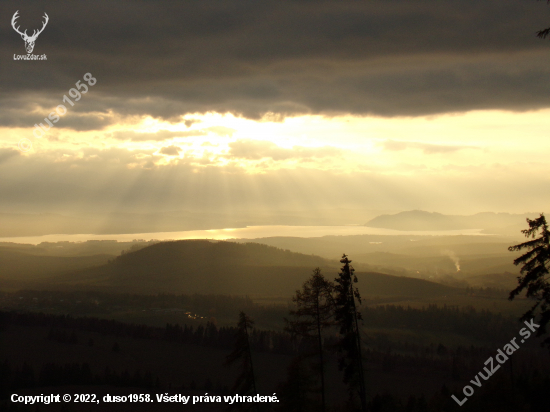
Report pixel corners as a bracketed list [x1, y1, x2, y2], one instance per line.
[0, 225, 487, 245]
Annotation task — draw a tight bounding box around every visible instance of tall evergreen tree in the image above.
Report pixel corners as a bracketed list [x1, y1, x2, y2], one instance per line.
[536, 0, 550, 39]
[276, 356, 317, 412]
[334, 254, 367, 411]
[285, 268, 335, 412]
[509, 214, 550, 345]
[225, 311, 258, 411]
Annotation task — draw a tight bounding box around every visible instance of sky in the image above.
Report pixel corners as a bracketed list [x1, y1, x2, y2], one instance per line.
[1, 0, 550, 220]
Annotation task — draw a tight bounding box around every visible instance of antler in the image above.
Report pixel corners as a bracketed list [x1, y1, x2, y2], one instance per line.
[11, 10, 27, 37]
[28, 12, 49, 40]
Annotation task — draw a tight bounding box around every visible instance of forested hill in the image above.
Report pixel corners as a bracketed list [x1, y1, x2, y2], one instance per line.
[115, 240, 330, 268]
[42, 240, 461, 298]
[48, 240, 336, 296]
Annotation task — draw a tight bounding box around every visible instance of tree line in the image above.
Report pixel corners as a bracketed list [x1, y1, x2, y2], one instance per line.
[226, 255, 367, 412]
[223, 242, 550, 412]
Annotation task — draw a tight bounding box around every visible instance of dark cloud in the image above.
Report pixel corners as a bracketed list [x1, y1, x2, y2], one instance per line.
[379, 139, 480, 154]
[184, 119, 200, 128]
[55, 113, 115, 131]
[227, 139, 342, 160]
[1, 0, 550, 126]
[0, 94, 118, 131]
[159, 145, 182, 156]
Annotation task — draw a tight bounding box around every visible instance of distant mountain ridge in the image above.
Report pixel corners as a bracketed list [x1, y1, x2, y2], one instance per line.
[365, 210, 535, 232]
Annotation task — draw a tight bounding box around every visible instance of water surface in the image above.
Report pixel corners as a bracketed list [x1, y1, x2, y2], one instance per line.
[0, 225, 486, 245]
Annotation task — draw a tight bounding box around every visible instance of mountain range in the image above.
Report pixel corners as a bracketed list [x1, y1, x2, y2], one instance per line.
[365, 210, 536, 234]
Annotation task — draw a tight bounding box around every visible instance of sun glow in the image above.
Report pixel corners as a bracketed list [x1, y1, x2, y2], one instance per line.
[4, 108, 550, 176]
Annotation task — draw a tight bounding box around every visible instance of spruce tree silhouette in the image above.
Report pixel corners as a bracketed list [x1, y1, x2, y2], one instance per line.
[536, 0, 550, 39]
[285, 268, 334, 412]
[509, 214, 550, 345]
[334, 254, 367, 412]
[276, 356, 316, 412]
[225, 311, 258, 411]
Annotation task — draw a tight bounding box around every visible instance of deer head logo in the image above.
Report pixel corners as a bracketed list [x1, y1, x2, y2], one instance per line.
[11, 10, 49, 54]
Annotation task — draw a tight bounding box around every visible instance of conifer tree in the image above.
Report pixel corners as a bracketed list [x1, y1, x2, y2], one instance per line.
[509, 214, 550, 344]
[537, 0, 550, 39]
[285, 268, 334, 412]
[334, 254, 367, 411]
[225, 311, 258, 411]
[276, 356, 316, 412]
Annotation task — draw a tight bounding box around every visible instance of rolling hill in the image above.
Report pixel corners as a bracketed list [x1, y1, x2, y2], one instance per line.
[38, 240, 461, 298]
